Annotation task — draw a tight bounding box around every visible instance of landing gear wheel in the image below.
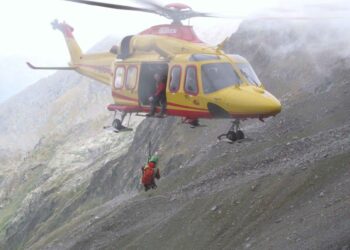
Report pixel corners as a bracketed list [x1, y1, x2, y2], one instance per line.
[226, 131, 237, 142]
[189, 119, 199, 128]
[112, 119, 124, 130]
[217, 119, 245, 143]
[104, 111, 133, 133]
[236, 130, 245, 140]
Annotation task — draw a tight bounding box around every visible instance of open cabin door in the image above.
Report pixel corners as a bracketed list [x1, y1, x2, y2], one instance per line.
[138, 63, 169, 106]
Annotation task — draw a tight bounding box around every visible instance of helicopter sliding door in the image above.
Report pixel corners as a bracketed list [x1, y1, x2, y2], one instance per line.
[138, 63, 168, 106]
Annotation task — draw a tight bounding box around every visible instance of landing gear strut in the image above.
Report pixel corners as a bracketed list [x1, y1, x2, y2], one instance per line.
[110, 111, 133, 132]
[217, 119, 245, 142]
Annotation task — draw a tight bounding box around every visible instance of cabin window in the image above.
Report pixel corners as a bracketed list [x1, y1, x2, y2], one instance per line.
[189, 54, 220, 61]
[185, 66, 198, 95]
[201, 63, 241, 94]
[169, 66, 181, 92]
[114, 67, 125, 89]
[126, 66, 138, 90]
[237, 63, 261, 86]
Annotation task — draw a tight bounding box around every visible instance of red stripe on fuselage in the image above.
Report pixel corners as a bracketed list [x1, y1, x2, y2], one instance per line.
[107, 103, 278, 120]
[76, 64, 112, 74]
[167, 101, 208, 111]
[112, 92, 139, 103]
[107, 104, 211, 118]
[111, 92, 207, 112]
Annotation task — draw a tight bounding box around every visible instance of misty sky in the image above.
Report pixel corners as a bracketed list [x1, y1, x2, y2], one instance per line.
[0, 0, 349, 103]
[2, 0, 350, 59]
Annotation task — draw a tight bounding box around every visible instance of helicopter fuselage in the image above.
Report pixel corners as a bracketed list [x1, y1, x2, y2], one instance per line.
[36, 21, 282, 121]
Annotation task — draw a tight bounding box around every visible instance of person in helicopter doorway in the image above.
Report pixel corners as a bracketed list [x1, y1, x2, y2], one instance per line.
[147, 72, 167, 117]
[141, 155, 161, 191]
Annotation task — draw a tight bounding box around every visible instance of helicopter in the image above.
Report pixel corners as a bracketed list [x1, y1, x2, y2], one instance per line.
[27, 0, 282, 142]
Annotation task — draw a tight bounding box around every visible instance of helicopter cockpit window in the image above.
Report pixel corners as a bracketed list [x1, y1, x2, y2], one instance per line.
[189, 54, 220, 61]
[114, 67, 125, 89]
[201, 63, 241, 94]
[169, 66, 181, 92]
[126, 66, 138, 90]
[237, 63, 261, 86]
[185, 66, 198, 95]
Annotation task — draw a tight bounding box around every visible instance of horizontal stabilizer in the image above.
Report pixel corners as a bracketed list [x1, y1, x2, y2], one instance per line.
[26, 62, 76, 70]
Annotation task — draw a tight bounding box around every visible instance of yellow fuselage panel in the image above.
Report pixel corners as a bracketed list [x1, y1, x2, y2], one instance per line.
[130, 35, 216, 58]
[204, 86, 281, 115]
[165, 57, 281, 117]
[73, 53, 115, 85]
[112, 90, 139, 106]
[69, 35, 281, 118]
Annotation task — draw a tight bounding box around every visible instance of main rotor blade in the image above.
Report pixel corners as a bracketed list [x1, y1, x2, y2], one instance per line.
[133, 0, 163, 11]
[187, 11, 223, 19]
[64, 0, 156, 14]
[65, 0, 234, 21]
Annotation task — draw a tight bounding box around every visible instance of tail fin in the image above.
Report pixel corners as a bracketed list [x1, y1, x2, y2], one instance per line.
[51, 19, 82, 63]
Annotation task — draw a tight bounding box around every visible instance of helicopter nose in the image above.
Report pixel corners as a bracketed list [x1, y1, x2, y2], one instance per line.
[262, 91, 282, 115]
[221, 87, 282, 117]
[273, 99, 282, 114]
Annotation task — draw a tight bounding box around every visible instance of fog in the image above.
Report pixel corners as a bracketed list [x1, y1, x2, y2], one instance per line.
[0, 0, 349, 103]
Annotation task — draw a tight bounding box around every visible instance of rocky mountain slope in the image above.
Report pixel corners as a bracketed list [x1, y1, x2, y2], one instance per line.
[0, 20, 350, 250]
[0, 36, 142, 248]
[0, 36, 120, 174]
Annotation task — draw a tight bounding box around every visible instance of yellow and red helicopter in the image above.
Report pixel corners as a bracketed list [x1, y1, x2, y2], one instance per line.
[28, 0, 282, 142]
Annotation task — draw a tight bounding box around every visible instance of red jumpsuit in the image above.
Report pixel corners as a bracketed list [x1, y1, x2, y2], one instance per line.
[141, 161, 160, 191]
[149, 81, 166, 116]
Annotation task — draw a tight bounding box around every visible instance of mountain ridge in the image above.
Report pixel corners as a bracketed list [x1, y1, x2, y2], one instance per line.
[0, 20, 349, 249]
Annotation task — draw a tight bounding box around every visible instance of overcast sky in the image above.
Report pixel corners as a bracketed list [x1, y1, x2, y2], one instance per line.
[0, 0, 349, 102]
[1, 0, 349, 61]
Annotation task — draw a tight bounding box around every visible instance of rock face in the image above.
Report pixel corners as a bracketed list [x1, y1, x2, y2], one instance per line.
[1, 20, 350, 250]
[0, 36, 119, 155]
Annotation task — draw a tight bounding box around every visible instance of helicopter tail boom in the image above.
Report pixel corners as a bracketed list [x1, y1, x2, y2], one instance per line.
[52, 19, 82, 63]
[49, 19, 116, 86]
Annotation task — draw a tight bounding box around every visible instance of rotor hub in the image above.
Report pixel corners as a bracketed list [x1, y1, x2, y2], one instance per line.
[164, 3, 192, 11]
